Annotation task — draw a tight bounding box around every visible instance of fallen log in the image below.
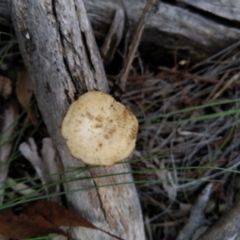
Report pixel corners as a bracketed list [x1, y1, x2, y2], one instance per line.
[198, 201, 240, 240]
[8, 0, 144, 239]
[2, 0, 240, 62]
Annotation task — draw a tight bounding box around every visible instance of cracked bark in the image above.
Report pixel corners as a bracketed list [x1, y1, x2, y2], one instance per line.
[8, 0, 144, 240]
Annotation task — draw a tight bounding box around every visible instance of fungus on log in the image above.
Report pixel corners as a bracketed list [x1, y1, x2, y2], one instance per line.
[8, 0, 145, 239]
[61, 91, 138, 166]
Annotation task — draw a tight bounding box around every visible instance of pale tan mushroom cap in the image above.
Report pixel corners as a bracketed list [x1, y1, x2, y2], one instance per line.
[61, 91, 138, 166]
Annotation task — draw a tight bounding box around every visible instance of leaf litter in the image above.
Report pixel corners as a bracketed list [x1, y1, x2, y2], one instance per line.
[0, 66, 124, 239]
[1, 23, 240, 240]
[0, 76, 18, 204]
[0, 200, 123, 240]
[122, 40, 240, 239]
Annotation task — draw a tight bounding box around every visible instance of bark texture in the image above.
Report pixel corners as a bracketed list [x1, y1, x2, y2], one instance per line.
[8, 0, 144, 240]
[86, 0, 240, 57]
[2, 0, 240, 61]
[198, 202, 240, 240]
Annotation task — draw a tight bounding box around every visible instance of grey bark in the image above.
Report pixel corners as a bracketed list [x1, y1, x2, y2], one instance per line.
[178, 0, 240, 21]
[198, 201, 240, 240]
[2, 0, 240, 61]
[8, 0, 144, 240]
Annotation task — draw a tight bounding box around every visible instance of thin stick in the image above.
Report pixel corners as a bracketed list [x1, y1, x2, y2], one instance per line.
[119, 0, 158, 90]
[158, 66, 240, 88]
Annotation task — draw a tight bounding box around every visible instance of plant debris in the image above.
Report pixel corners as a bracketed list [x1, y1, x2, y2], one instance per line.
[0, 200, 123, 240]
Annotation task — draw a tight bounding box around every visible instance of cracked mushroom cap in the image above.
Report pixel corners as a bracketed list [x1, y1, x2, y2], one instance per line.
[61, 91, 138, 166]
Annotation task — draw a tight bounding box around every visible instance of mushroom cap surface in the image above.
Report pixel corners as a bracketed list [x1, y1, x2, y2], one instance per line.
[61, 91, 138, 166]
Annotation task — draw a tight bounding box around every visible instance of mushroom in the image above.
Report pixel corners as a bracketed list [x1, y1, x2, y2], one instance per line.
[61, 91, 138, 166]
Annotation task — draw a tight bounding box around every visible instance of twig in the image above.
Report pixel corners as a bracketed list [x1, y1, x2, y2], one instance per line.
[176, 184, 213, 240]
[211, 72, 240, 100]
[119, 0, 158, 90]
[158, 67, 240, 88]
[100, 7, 125, 65]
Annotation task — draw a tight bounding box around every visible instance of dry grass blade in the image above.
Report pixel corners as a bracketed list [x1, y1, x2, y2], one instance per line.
[124, 40, 240, 239]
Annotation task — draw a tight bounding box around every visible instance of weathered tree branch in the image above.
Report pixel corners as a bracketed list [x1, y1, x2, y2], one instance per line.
[3, 0, 240, 61]
[8, 0, 144, 239]
[198, 201, 240, 240]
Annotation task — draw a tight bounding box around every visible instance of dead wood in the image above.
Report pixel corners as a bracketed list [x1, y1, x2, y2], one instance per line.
[198, 201, 240, 240]
[178, 0, 240, 21]
[118, 0, 157, 90]
[177, 184, 213, 240]
[8, 0, 144, 240]
[2, 0, 240, 61]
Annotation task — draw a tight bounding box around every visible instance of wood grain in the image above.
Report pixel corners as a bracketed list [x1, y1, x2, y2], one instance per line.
[198, 201, 240, 240]
[8, 0, 144, 239]
[178, 0, 240, 21]
[2, 0, 240, 59]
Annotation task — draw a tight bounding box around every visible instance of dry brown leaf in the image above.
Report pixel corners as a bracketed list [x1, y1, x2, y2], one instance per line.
[16, 70, 33, 109]
[213, 182, 226, 200]
[24, 200, 124, 239]
[0, 200, 124, 240]
[23, 200, 97, 230]
[0, 76, 12, 99]
[16, 70, 37, 125]
[0, 208, 72, 240]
